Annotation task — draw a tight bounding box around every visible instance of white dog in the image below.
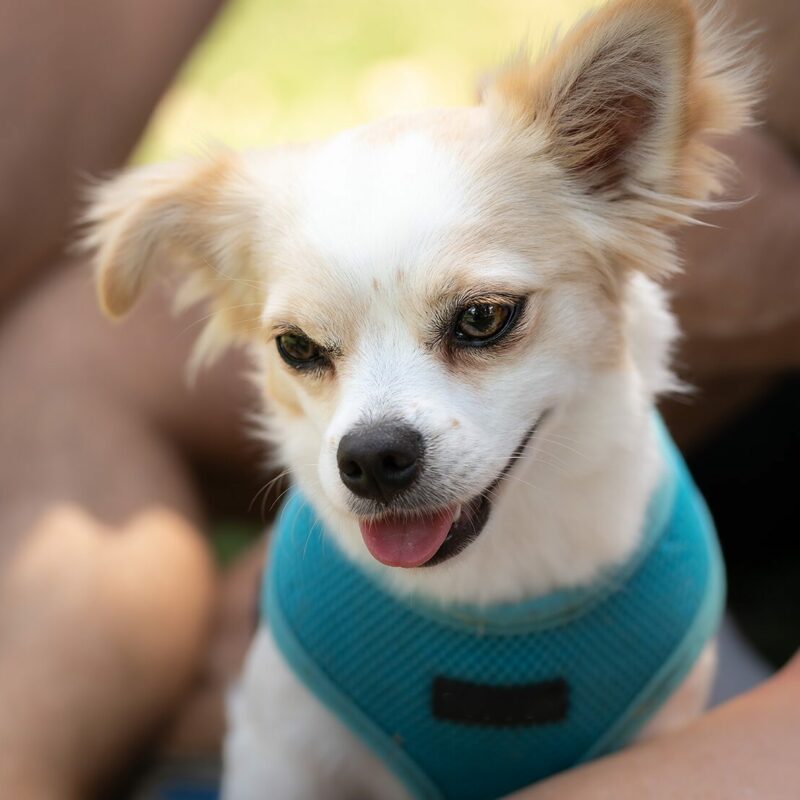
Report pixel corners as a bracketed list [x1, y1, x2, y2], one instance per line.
[86, 0, 753, 797]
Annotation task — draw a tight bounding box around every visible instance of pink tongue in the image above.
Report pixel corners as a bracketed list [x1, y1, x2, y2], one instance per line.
[360, 508, 455, 568]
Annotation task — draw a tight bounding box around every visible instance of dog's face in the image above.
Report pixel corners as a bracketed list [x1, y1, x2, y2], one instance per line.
[87, 0, 749, 573]
[249, 110, 629, 568]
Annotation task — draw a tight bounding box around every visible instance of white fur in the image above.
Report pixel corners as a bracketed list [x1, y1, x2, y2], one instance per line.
[224, 133, 713, 800]
[223, 269, 699, 799]
[225, 627, 410, 800]
[85, 1, 752, 796]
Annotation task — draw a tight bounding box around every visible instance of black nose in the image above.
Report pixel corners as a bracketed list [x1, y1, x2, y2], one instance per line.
[337, 423, 422, 503]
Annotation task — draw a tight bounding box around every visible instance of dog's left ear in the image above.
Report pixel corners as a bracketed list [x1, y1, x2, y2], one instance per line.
[84, 152, 262, 370]
[485, 0, 752, 203]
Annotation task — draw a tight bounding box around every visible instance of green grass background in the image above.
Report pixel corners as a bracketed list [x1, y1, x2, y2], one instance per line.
[137, 0, 598, 163]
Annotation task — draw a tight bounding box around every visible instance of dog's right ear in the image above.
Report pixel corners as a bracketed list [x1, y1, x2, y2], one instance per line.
[84, 153, 263, 354]
[84, 152, 263, 368]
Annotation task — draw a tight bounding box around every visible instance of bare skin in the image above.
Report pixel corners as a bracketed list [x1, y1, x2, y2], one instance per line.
[662, 0, 800, 447]
[507, 652, 800, 800]
[0, 506, 214, 800]
[0, 256, 259, 788]
[0, 0, 799, 796]
[0, 0, 224, 306]
[0, 0, 238, 794]
[662, 128, 800, 446]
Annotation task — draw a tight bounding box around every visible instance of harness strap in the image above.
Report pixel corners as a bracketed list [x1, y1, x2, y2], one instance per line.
[265, 420, 723, 800]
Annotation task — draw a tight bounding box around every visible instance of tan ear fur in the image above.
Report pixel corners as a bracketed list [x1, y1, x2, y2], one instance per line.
[485, 0, 754, 204]
[83, 152, 263, 371]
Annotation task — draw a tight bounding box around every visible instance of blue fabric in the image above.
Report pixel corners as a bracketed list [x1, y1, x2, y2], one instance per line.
[154, 782, 219, 800]
[264, 420, 724, 800]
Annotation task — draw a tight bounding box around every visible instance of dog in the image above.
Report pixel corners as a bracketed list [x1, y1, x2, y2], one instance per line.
[85, 0, 754, 796]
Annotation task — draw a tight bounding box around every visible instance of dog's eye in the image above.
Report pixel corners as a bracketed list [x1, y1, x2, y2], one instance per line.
[454, 303, 517, 345]
[276, 332, 325, 368]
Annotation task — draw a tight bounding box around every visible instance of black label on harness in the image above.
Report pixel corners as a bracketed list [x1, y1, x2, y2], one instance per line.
[432, 676, 568, 727]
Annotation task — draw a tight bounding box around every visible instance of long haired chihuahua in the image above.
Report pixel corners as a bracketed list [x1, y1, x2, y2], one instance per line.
[86, 0, 753, 797]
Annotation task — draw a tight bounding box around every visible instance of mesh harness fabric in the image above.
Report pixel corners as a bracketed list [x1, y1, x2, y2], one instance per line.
[263, 421, 724, 800]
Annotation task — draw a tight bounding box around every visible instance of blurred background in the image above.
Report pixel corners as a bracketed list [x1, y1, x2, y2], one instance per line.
[136, 0, 595, 162]
[1, 0, 798, 798]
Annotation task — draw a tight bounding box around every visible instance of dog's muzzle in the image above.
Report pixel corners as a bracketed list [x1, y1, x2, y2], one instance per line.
[340, 414, 546, 568]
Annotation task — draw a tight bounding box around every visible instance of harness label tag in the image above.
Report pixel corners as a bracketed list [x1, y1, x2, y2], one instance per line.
[432, 676, 569, 727]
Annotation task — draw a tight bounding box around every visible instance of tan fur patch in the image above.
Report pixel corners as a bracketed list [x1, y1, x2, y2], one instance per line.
[263, 357, 305, 417]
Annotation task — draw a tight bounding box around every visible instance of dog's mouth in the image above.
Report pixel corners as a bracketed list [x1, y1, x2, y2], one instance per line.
[358, 416, 543, 569]
[359, 497, 488, 568]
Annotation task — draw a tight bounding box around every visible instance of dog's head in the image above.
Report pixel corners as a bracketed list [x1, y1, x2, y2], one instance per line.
[86, 0, 751, 577]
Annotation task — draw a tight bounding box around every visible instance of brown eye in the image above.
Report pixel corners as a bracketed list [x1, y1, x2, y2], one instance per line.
[276, 331, 325, 368]
[454, 303, 517, 345]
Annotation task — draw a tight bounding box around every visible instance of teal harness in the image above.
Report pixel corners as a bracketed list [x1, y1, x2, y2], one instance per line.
[264, 422, 724, 800]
